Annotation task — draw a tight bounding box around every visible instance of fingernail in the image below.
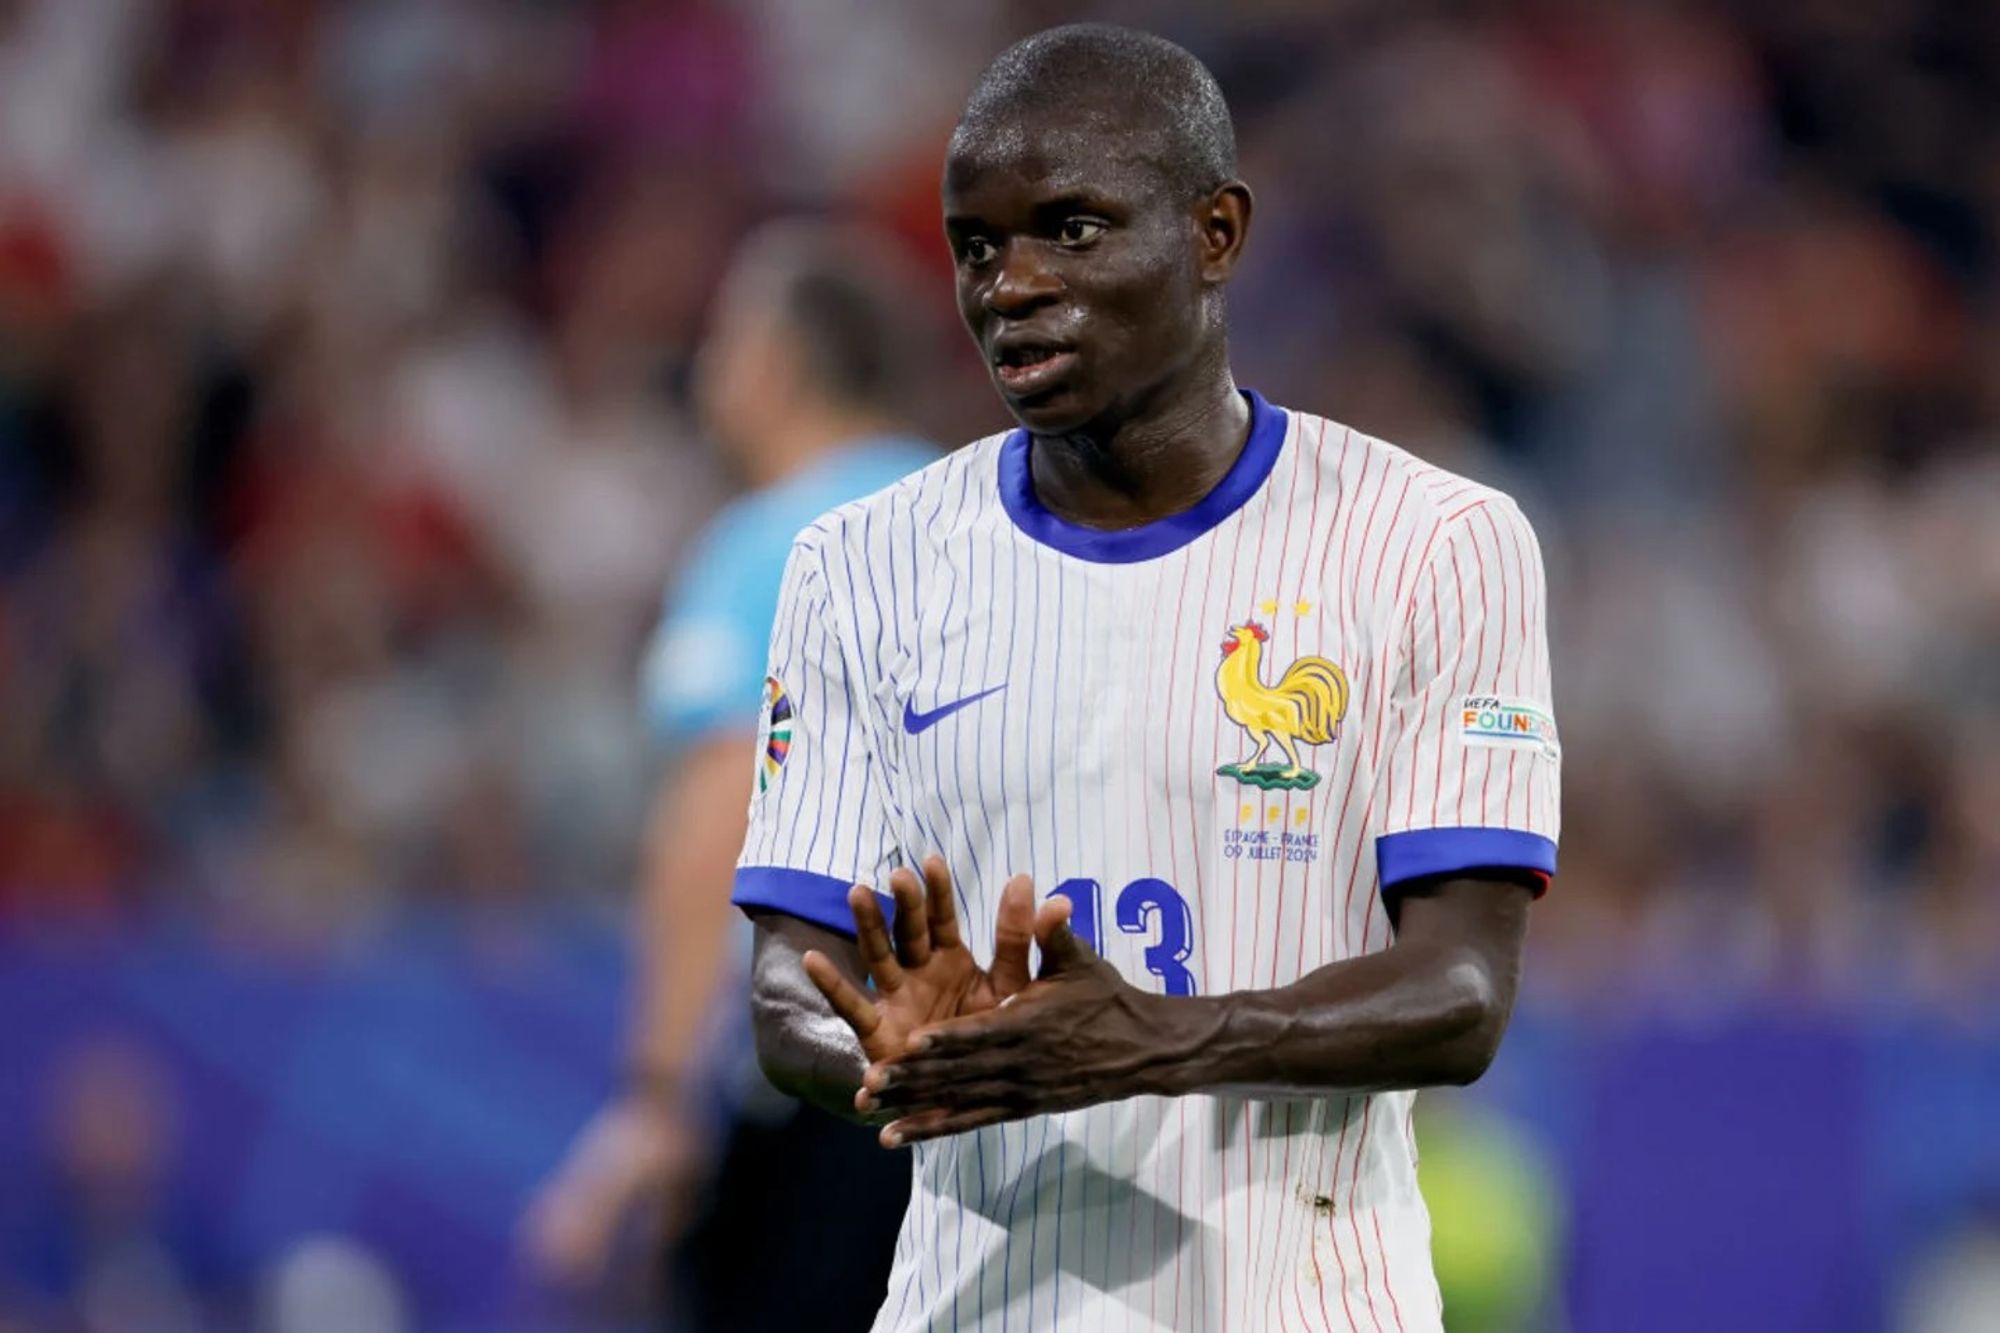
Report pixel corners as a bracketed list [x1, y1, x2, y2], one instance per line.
[883, 1127, 903, 1148]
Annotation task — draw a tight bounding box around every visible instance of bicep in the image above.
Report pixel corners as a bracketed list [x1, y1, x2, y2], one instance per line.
[746, 909, 873, 1106]
[1376, 500, 1561, 892]
[749, 910, 866, 1014]
[1387, 874, 1534, 1000]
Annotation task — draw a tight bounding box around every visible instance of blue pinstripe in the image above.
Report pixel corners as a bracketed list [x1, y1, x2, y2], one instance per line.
[793, 570, 838, 868]
[1019, 536, 1051, 1333]
[1046, 551, 1069, 1330]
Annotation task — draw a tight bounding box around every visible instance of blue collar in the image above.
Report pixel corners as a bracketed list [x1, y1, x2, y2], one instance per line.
[997, 389, 1288, 564]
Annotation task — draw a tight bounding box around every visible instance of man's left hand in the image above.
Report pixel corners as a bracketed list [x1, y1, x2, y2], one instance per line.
[857, 906, 1182, 1146]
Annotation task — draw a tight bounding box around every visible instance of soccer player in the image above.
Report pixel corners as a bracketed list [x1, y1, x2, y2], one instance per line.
[526, 222, 934, 1327]
[737, 25, 1560, 1333]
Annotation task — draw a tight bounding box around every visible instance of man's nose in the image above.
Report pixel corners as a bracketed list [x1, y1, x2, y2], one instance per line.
[984, 241, 1061, 318]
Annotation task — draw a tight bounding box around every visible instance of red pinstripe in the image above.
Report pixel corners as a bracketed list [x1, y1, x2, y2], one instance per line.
[1345, 1102, 1387, 1333]
[1372, 1211, 1408, 1333]
[1245, 438, 1307, 1324]
[1307, 433, 1367, 1333]
[1292, 419, 1334, 990]
[1216, 456, 1262, 1330]
[1182, 453, 1232, 1328]
[1416, 571, 1441, 830]
[1498, 506, 1531, 827]
[1161, 530, 1204, 1332]
[1351, 488, 1417, 1329]
[1123, 551, 1167, 1331]
[1285, 422, 1341, 1333]
[1462, 520, 1493, 826]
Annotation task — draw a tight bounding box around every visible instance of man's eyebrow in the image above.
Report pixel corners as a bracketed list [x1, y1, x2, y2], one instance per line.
[1031, 191, 1120, 219]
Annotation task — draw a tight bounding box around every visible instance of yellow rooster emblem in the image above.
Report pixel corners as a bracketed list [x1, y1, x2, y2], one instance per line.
[1215, 621, 1349, 790]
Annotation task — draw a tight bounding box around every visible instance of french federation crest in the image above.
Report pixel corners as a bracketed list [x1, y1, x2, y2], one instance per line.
[755, 675, 793, 793]
[1214, 620, 1348, 791]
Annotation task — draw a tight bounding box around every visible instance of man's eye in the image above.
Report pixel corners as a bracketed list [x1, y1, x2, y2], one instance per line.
[961, 237, 996, 265]
[1056, 218, 1106, 246]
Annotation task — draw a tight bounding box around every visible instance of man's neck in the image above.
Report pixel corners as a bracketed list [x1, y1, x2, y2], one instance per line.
[1028, 367, 1249, 531]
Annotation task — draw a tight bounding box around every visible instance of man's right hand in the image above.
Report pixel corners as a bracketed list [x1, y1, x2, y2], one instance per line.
[801, 856, 1061, 1081]
[520, 1093, 705, 1289]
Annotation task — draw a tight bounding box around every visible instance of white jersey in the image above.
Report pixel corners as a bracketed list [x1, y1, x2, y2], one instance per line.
[734, 391, 1560, 1333]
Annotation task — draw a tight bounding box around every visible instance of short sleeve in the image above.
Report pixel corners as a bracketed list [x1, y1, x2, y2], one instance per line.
[1374, 498, 1561, 893]
[640, 514, 791, 744]
[731, 539, 900, 934]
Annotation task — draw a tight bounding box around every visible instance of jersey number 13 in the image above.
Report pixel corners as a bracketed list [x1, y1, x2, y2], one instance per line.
[1050, 877, 1197, 997]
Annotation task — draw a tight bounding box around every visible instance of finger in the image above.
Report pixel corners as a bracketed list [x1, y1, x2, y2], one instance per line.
[885, 1076, 1103, 1144]
[864, 1049, 1023, 1112]
[850, 886, 904, 992]
[867, 1072, 1008, 1116]
[922, 855, 963, 950]
[888, 866, 930, 967]
[1034, 905, 1093, 976]
[988, 874, 1037, 996]
[873, 1074, 1042, 1117]
[803, 950, 881, 1040]
[891, 1000, 1042, 1065]
[884, 1104, 1022, 1148]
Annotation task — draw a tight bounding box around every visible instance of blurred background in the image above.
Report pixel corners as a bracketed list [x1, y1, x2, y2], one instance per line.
[1, 0, 1997, 1330]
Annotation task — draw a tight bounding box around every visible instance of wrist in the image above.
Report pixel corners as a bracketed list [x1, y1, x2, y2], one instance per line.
[620, 1063, 693, 1117]
[1129, 990, 1232, 1098]
[1143, 992, 1267, 1098]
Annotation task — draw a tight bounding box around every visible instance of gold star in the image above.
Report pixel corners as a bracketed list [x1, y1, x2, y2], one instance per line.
[1258, 599, 1278, 617]
[1266, 804, 1282, 823]
[1240, 803, 1254, 822]
[1294, 600, 1314, 617]
[1294, 807, 1311, 825]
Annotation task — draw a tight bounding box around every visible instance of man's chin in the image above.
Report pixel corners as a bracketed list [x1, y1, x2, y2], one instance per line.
[998, 382, 1097, 436]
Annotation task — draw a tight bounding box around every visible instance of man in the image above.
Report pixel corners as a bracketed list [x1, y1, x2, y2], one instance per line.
[525, 222, 934, 1327]
[737, 24, 1560, 1333]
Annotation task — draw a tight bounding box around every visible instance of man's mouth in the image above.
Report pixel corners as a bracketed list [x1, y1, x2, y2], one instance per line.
[992, 341, 1077, 396]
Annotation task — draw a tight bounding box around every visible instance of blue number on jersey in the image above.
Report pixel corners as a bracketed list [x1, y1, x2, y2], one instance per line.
[1051, 877, 1198, 997]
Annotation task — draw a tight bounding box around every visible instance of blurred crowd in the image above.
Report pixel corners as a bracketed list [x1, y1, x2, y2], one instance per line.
[4, 1, 1999, 1329]
[3, 0, 1997, 966]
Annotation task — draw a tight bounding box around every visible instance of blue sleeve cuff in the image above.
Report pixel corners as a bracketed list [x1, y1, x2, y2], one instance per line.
[732, 866, 895, 937]
[1376, 827, 1557, 892]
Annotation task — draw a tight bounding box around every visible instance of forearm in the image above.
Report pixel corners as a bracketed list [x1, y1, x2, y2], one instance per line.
[747, 913, 874, 1122]
[749, 976, 872, 1120]
[1142, 939, 1511, 1099]
[1129, 876, 1531, 1102]
[626, 741, 752, 1086]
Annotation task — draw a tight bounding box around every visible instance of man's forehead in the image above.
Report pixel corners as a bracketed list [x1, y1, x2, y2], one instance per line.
[944, 105, 1171, 203]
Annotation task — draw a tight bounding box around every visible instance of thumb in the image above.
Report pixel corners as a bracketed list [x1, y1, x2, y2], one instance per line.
[1033, 898, 1092, 975]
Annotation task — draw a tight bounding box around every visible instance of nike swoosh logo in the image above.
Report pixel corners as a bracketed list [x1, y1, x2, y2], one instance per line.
[902, 685, 1007, 735]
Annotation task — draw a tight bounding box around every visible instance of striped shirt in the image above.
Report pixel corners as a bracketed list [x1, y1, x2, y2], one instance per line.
[733, 390, 1560, 1332]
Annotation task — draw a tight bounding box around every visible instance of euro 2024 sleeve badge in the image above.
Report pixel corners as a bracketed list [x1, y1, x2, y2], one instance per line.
[754, 675, 793, 795]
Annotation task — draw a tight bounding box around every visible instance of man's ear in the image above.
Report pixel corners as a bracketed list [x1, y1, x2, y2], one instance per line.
[1198, 180, 1253, 283]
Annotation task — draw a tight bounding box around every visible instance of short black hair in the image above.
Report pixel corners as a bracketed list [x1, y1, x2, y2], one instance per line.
[733, 222, 932, 413]
[953, 23, 1237, 201]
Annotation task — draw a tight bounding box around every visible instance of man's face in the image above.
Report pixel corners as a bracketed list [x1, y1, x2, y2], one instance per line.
[943, 109, 1210, 434]
[694, 271, 791, 470]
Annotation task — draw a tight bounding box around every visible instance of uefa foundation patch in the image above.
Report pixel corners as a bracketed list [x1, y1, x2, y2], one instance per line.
[1458, 694, 1560, 762]
[756, 675, 793, 792]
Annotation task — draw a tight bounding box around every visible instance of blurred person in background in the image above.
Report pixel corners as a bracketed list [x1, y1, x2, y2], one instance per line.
[525, 220, 939, 1329]
[0, 1034, 221, 1333]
